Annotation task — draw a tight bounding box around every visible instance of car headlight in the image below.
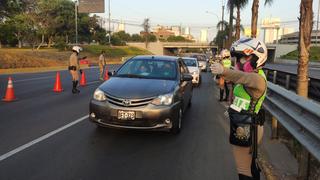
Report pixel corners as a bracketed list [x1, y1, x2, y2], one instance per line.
[151, 93, 174, 106]
[93, 89, 106, 101]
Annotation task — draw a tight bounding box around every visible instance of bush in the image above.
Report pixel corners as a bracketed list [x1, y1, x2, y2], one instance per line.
[54, 36, 68, 51]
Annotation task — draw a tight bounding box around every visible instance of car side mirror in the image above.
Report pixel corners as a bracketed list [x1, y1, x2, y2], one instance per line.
[182, 74, 193, 81]
[108, 71, 115, 76]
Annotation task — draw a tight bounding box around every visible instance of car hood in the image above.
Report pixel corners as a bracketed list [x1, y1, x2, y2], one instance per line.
[99, 77, 177, 99]
[187, 67, 199, 73]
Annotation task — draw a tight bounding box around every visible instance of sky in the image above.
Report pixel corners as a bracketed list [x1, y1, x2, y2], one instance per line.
[95, 0, 320, 41]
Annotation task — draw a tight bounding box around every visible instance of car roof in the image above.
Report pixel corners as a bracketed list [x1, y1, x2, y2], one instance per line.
[131, 55, 180, 62]
[181, 57, 197, 61]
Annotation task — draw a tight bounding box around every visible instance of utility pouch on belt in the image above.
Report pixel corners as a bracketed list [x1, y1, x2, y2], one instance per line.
[68, 66, 77, 71]
[228, 108, 253, 147]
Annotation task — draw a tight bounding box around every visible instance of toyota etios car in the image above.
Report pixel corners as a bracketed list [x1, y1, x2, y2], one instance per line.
[89, 56, 193, 134]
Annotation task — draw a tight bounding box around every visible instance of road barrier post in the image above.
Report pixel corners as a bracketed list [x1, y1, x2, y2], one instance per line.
[273, 71, 277, 84]
[285, 75, 291, 90]
[298, 147, 310, 180]
[265, 69, 269, 77]
[271, 116, 278, 139]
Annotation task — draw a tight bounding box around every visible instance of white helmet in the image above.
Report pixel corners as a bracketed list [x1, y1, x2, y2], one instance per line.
[220, 49, 231, 59]
[72, 46, 82, 53]
[230, 37, 267, 68]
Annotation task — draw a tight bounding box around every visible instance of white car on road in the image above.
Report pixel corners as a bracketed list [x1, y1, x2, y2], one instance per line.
[182, 57, 201, 87]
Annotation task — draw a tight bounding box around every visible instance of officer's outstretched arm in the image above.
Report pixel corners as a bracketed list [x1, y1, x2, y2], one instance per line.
[222, 68, 266, 93]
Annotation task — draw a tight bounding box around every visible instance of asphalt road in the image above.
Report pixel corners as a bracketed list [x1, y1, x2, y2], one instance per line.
[0, 68, 238, 180]
[264, 63, 320, 79]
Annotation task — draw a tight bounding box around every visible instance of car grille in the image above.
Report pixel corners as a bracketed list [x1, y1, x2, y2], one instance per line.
[105, 93, 155, 107]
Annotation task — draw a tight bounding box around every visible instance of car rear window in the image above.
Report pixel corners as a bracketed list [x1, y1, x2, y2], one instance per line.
[191, 55, 206, 61]
[117, 58, 177, 80]
[183, 59, 197, 67]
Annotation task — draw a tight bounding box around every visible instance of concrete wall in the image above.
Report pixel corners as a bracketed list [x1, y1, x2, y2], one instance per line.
[267, 44, 298, 58]
[127, 42, 164, 55]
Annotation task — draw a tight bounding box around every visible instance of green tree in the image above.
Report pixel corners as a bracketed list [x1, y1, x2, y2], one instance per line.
[130, 34, 143, 42]
[144, 34, 157, 42]
[7, 13, 36, 48]
[113, 31, 131, 42]
[167, 35, 190, 42]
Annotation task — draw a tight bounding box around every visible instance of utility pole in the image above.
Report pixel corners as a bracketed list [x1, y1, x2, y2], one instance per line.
[75, 0, 78, 44]
[143, 18, 150, 49]
[222, 0, 225, 48]
[221, 0, 225, 31]
[108, 0, 111, 45]
[316, 0, 320, 46]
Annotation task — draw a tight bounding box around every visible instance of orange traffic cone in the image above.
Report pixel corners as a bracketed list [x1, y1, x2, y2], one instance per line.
[53, 72, 63, 92]
[80, 70, 87, 86]
[3, 77, 17, 102]
[104, 66, 109, 81]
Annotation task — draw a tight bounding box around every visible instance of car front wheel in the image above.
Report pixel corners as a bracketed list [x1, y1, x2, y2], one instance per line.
[170, 107, 183, 134]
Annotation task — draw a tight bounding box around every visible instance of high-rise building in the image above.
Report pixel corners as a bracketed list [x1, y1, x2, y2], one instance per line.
[200, 29, 208, 42]
[171, 26, 181, 36]
[261, 18, 295, 44]
[184, 27, 190, 35]
[117, 21, 125, 32]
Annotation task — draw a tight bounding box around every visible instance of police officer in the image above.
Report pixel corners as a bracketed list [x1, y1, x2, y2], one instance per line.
[68, 46, 82, 94]
[220, 49, 232, 101]
[211, 38, 268, 180]
[98, 50, 106, 80]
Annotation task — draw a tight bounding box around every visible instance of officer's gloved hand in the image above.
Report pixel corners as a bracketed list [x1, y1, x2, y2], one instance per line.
[79, 69, 83, 74]
[210, 62, 224, 75]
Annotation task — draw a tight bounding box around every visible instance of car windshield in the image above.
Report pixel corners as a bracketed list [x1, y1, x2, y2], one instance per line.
[183, 59, 197, 67]
[116, 58, 177, 80]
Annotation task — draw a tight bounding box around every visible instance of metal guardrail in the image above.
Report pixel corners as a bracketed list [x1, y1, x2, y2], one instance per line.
[263, 82, 320, 162]
[264, 68, 320, 102]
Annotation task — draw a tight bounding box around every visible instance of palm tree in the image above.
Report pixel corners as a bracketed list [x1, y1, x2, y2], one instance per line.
[227, 0, 234, 48]
[214, 20, 244, 49]
[232, 0, 249, 40]
[297, 0, 313, 98]
[251, 0, 273, 38]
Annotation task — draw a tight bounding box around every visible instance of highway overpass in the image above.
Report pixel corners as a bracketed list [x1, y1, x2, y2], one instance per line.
[128, 42, 298, 63]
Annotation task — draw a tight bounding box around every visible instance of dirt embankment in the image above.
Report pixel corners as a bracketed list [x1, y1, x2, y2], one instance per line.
[0, 49, 70, 69]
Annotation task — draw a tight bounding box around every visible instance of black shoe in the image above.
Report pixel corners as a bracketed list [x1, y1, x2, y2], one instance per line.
[223, 98, 228, 101]
[238, 174, 253, 180]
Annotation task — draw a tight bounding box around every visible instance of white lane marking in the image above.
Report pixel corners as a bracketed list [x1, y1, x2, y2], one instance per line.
[0, 115, 89, 162]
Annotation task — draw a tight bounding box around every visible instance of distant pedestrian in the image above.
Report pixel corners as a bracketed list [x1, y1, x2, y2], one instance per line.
[220, 49, 232, 102]
[68, 46, 82, 94]
[98, 50, 106, 80]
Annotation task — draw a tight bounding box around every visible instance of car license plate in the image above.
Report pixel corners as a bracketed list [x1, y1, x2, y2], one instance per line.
[118, 110, 136, 120]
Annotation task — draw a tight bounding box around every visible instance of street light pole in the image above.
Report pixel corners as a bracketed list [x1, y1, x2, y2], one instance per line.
[222, 0, 225, 31]
[108, 0, 111, 45]
[75, 0, 78, 45]
[316, 0, 320, 46]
